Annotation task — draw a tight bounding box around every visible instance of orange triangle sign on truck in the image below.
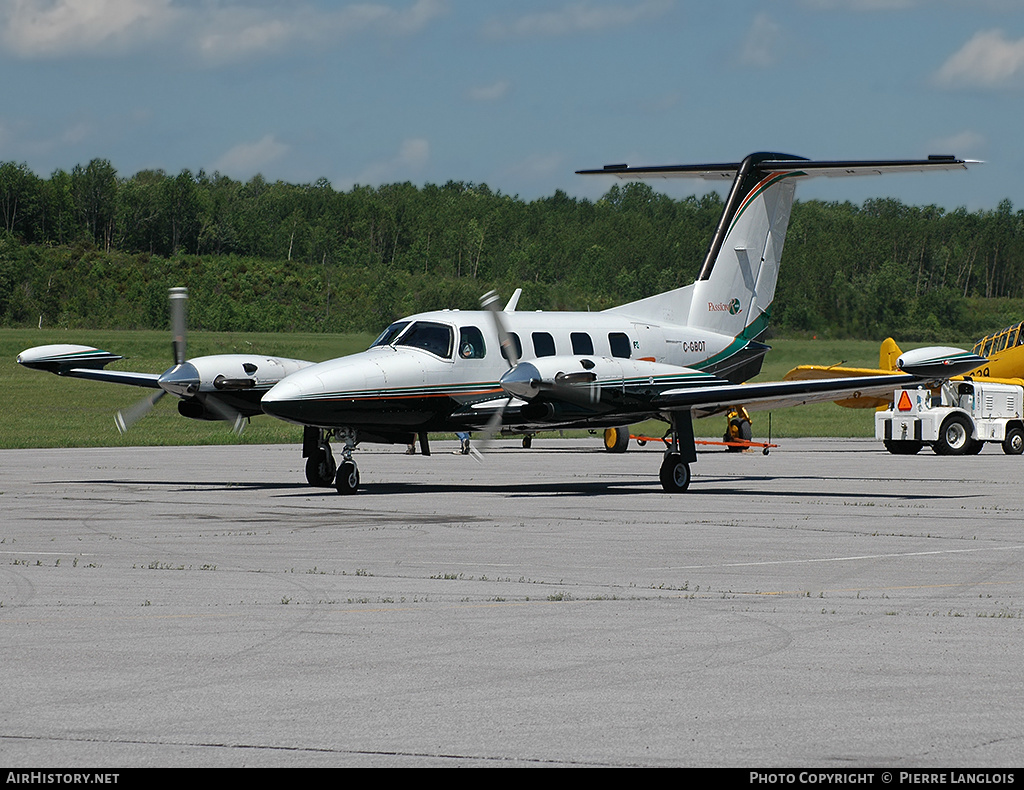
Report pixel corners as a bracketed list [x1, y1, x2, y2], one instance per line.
[897, 391, 913, 412]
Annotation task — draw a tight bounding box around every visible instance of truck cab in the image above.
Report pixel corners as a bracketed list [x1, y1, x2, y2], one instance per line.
[876, 380, 1024, 455]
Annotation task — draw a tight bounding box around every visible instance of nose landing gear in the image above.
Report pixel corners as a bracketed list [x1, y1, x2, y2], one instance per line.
[303, 426, 361, 493]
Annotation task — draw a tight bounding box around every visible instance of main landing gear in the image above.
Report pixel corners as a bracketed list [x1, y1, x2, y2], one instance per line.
[303, 426, 360, 494]
[659, 411, 698, 493]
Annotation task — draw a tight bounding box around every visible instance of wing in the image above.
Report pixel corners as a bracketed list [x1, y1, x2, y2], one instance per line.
[783, 364, 895, 409]
[653, 373, 920, 418]
[17, 344, 161, 389]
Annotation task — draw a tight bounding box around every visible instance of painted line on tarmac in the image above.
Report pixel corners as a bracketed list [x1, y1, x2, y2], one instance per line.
[659, 543, 1024, 571]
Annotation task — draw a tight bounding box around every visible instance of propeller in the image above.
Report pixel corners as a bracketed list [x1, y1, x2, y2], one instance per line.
[471, 290, 520, 460]
[115, 287, 246, 435]
[114, 389, 165, 434]
[474, 289, 604, 459]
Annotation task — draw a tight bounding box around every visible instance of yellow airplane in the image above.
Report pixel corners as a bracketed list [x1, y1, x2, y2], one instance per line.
[785, 325, 1024, 407]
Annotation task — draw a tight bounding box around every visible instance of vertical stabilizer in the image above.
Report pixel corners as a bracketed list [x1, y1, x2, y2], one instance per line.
[880, 337, 903, 372]
[687, 153, 802, 340]
[579, 153, 975, 340]
[593, 152, 805, 339]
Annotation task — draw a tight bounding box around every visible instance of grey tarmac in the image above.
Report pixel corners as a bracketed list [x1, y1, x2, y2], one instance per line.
[1, 438, 1022, 768]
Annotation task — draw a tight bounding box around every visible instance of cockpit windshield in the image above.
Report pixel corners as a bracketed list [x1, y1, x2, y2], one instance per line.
[370, 321, 410, 349]
[395, 321, 454, 359]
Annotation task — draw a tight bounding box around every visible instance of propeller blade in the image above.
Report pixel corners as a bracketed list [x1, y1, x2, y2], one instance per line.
[115, 390, 166, 434]
[169, 287, 188, 366]
[480, 289, 519, 368]
[468, 399, 510, 463]
[200, 395, 247, 436]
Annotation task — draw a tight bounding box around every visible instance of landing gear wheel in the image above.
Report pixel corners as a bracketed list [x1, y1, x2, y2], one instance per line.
[1002, 425, 1024, 455]
[335, 460, 359, 494]
[724, 418, 752, 452]
[604, 426, 630, 453]
[934, 413, 973, 456]
[659, 453, 691, 493]
[305, 447, 337, 487]
[522, 435, 533, 449]
[883, 439, 923, 455]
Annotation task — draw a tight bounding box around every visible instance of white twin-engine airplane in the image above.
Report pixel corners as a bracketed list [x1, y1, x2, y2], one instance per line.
[257, 152, 984, 493]
[18, 153, 982, 493]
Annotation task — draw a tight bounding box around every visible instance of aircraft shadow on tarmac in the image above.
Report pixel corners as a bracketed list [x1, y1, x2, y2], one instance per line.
[73, 476, 981, 502]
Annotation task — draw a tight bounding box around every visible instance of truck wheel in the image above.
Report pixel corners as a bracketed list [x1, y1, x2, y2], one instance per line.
[603, 426, 630, 453]
[883, 440, 922, 455]
[1002, 426, 1024, 455]
[934, 414, 973, 456]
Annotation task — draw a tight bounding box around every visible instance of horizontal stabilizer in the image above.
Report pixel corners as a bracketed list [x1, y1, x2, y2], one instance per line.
[578, 155, 978, 180]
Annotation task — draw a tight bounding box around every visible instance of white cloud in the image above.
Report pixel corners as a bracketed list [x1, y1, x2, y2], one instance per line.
[196, 0, 450, 62]
[484, 0, 673, 39]
[739, 13, 784, 68]
[339, 138, 431, 188]
[0, 0, 450, 62]
[502, 152, 565, 183]
[927, 131, 987, 157]
[468, 80, 511, 102]
[213, 135, 290, 177]
[1, 0, 179, 57]
[799, 0, 921, 9]
[935, 29, 1024, 89]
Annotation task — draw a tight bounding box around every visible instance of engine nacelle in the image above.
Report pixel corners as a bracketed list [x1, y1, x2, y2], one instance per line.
[178, 399, 220, 421]
[499, 355, 717, 402]
[897, 347, 987, 378]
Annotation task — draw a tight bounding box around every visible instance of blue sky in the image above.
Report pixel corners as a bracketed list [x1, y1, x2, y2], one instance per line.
[1, 0, 1022, 210]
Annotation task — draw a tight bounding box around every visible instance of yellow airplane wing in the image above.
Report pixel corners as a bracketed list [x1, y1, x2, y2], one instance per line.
[785, 336, 1024, 408]
[782, 337, 904, 408]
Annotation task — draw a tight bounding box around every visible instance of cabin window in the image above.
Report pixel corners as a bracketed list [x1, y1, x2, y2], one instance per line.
[571, 332, 594, 355]
[396, 321, 454, 359]
[505, 332, 524, 363]
[458, 326, 486, 359]
[370, 321, 410, 348]
[532, 332, 556, 358]
[609, 332, 632, 359]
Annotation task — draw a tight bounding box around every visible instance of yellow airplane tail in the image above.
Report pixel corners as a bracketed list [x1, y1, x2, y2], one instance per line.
[879, 337, 902, 372]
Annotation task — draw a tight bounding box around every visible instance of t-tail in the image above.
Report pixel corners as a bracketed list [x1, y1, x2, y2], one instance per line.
[579, 153, 977, 346]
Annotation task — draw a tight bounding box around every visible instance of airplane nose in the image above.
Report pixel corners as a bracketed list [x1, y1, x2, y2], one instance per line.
[261, 378, 306, 423]
[158, 362, 200, 398]
[499, 362, 542, 400]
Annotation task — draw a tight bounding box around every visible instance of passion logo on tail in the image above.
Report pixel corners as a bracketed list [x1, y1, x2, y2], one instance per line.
[708, 298, 742, 315]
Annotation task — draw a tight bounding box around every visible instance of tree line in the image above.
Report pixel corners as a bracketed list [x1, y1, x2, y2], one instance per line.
[2, 158, 1023, 341]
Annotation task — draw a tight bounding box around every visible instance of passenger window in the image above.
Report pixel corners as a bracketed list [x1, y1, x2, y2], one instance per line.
[396, 321, 454, 359]
[458, 326, 486, 359]
[532, 332, 556, 358]
[609, 332, 632, 359]
[571, 332, 594, 355]
[505, 332, 524, 363]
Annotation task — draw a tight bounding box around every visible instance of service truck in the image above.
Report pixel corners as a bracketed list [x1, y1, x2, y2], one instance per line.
[876, 380, 1024, 455]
